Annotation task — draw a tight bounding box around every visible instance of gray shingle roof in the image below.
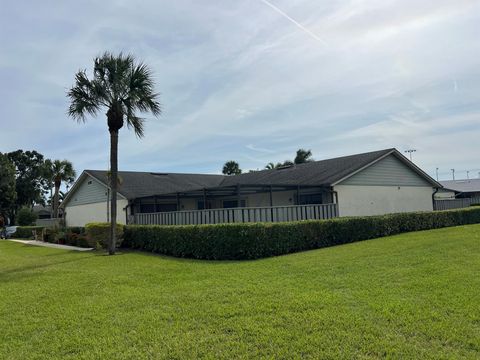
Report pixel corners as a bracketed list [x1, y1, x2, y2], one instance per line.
[83, 148, 432, 199]
[86, 170, 224, 199]
[440, 179, 480, 193]
[221, 148, 395, 187]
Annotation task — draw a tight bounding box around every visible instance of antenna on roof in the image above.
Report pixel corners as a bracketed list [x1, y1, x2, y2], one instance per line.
[467, 170, 470, 180]
[451, 169, 455, 180]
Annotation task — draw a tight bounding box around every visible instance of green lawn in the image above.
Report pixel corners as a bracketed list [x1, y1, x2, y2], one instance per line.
[1, 225, 479, 359]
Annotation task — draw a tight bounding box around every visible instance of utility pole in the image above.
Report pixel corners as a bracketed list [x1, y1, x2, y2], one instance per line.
[404, 149, 416, 161]
[435, 167, 439, 181]
[451, 169, 455, 180]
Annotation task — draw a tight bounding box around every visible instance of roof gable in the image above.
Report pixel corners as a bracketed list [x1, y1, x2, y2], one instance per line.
[337, 153, 433, 187]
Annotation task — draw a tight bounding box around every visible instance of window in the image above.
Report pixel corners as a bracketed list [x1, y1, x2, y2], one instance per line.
[156, 204, 177, 212]
[298, 194, 323, 205]
[222, 200, 246, 208]
[87, 180, 92, 185]
[139, 204, 155, 213]
[139, 203, 177, 213]
[197, 201, 213, 210]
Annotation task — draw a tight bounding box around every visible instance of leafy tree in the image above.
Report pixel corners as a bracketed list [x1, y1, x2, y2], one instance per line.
[294, 149, 313, 164]
[265, 160, 294, 169]
[7, 150, 50, 208]
[67, 52, 161, 255]
[16, 207, 37, 226]
[0, 153, 17, 220]
[45, 160, 76, 218]
[222, 161, 242, 175]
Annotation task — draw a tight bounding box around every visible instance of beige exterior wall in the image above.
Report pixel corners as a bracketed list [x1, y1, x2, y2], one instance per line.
[334, 185, 434, 217]
[65, 199, 129, 227]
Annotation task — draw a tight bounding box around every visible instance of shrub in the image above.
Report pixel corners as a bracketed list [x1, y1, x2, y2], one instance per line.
[44, 228, 58, 243]
[13, 226, 45, 239]
[122, 207, 480, 260]
[16, 207, 38, 226]
[85, 222, 124, 249]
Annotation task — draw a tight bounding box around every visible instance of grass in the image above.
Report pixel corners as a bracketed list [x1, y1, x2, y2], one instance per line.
[0, 225, 479, 359]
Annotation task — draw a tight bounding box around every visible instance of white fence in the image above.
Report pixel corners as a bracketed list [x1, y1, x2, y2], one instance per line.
[434, 197, 480, 211]
[134, 203, 339, 226]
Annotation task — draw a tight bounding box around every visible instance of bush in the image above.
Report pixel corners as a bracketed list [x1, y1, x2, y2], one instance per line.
[85, 223, 124, 249]
[122, 207, 480, 260]
[42, 227, 89, 247]
[13, 226, 45, 239]
[16, 207, 38, 226]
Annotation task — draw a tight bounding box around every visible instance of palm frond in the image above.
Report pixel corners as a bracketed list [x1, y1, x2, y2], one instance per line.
[67, 71, 102, 121]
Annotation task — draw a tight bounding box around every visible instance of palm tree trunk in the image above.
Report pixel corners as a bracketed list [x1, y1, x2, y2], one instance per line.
[53, 184, 60, 218]
[109, 130, 118, 255]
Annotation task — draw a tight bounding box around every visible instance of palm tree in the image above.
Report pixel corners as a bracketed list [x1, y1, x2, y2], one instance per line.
[222, 161, 242, 175]
[48, 160, 76, 218]
[294, 149, 313, 164]
[265, 162, 276, 170]
[67, 52, 161, 255]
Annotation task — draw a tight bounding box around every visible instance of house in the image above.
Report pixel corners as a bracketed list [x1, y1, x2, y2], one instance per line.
[439, 179, 480, 199]
[62, 148, 442, 227]
[33, 205, 52, 219]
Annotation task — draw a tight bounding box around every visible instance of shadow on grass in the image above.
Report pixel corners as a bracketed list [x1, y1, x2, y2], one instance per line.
[117, 248, 258, 265]
[0, 247, 95, 283]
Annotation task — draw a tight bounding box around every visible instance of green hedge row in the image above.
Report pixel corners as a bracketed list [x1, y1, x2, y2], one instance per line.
[123, 207, 480, 260]
[85, 222, 124, 249]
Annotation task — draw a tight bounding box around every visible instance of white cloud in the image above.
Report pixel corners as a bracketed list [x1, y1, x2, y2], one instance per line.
[0, 0, 479, 178]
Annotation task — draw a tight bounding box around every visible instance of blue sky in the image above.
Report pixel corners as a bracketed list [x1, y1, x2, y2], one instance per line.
[1, 0, 479, 181]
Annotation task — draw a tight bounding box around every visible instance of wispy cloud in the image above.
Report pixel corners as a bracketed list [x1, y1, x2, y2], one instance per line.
[0, 0, 479, 180]
[259, 0, 328, 45]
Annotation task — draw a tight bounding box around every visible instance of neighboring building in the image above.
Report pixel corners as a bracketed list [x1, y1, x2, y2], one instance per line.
[440, 179, 480, 199]
[433, 188, 456, 200]
[33, 205, 52, 219]
[62, 148, 442, 226]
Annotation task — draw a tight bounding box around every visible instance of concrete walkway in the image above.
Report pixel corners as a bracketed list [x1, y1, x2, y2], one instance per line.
[8, 239, 94, 251]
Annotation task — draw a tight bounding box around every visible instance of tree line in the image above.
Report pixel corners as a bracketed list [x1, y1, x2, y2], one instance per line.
[222, 148, 314, 175]
[0, 150, 76, 224]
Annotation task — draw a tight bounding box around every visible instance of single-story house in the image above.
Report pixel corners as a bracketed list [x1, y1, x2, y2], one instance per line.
[439, 179, 480, 199]
[33, 205, 52, 219]
[62, 148, 442, 227]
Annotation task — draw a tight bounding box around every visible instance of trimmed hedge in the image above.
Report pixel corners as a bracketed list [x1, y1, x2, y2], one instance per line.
[123, 207, 480, 260]
[13, 226, 45, 239]
[85, 222, 124, 249]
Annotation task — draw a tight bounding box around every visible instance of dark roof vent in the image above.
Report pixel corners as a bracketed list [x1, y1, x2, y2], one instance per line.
[150, 172, 169, 176]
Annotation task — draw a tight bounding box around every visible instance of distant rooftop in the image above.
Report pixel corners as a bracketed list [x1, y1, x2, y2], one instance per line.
[440, 179, 480, 193]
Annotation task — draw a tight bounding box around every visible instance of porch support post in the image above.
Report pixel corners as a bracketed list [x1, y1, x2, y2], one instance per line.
[236, 184, 241, 207]
[296, 185, 300, 205]
[176, 193, 180, 210]
[203, 188, 207, 209]
[269, 185, 273, 206]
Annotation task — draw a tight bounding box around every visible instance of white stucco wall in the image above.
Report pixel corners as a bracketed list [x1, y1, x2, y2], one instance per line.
[334, 185, 434, 217]
[65, 199, 129, 227]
